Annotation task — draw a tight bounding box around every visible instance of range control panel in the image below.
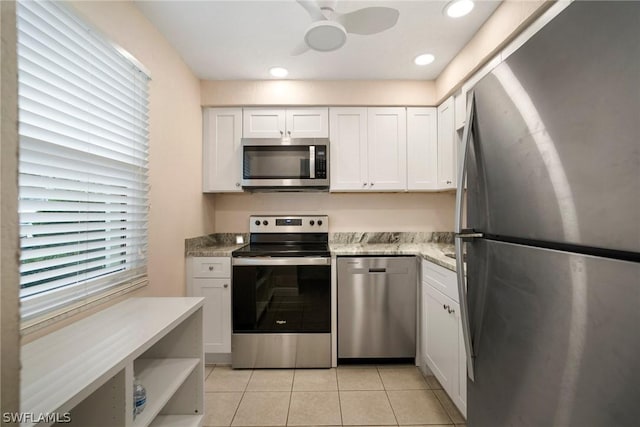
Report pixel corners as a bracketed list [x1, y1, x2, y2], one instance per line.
[249, 215, 329, 233]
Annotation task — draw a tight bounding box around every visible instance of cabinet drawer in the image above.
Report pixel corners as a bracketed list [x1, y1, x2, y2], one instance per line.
[421, 259, 458, 302]
[190, 257, 231, 278]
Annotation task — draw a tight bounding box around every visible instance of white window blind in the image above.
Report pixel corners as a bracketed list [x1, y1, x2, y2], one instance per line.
[17, 0, 150, 322]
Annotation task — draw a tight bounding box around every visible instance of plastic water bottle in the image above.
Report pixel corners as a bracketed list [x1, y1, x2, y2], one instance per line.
[133, 377, 147, 418]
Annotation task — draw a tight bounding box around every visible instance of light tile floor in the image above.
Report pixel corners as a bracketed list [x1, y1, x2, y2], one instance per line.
[203, 364, 466, 427]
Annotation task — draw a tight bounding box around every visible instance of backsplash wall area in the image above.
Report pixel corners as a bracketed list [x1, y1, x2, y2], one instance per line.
[212, 192, 455, 232]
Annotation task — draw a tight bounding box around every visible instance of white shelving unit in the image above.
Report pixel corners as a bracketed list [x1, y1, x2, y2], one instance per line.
[20, 297, 205, 427]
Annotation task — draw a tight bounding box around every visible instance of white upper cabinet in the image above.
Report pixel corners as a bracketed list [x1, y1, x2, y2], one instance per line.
[329, 108, 368, 191]
[330, 107, 407, 192]
[203, 108, 243, 192]
[437, 97, 457, 190]
[243, 107, 328, 138]
[286, 108, 329, 138]
[407, 107, 438, 191]
[242, 108, 286, 138]
[367, 107, 407, 191]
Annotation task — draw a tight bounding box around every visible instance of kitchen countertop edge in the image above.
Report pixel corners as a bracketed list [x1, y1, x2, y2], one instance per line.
[186, 242, 457, 272]
[329, 242, 456, 272]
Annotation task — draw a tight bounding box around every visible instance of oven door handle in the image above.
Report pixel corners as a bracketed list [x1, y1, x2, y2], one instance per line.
[232, 257, 331, 266]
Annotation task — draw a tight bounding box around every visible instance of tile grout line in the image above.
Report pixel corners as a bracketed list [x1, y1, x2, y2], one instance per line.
[377, 367, 400, 427]
[229, 368, 253, 427]
[285, 369, 294, 426]
[335, 368, 344, 427]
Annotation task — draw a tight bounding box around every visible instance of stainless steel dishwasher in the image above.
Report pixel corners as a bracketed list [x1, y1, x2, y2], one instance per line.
[338, 257, 417, 359]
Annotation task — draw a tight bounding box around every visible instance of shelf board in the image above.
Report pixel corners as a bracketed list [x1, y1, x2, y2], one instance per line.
[149, 415, 203, 427]
[20, 297, 204, 421]
[133, 358, 200, 427]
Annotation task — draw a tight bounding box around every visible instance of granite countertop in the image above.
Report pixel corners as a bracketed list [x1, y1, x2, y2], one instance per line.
[186, 232, 457, 271]
[185, 233, 248, 257]
[329, 242, 456, 272]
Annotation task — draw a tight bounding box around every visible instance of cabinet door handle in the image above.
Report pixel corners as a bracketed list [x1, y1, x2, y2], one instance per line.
[280, 130, 284, 136]
[370, 182, 374, 187]
[363, 182, 368, 187]
[236, 182, 240, 187]
[446, 180, 452, 184]
[223, 284, 229, 288]
[443, 304, 450, 311]
[287, 130, 291, 136]
[208, 266, 214, 271]
[448, 307, 455, 314]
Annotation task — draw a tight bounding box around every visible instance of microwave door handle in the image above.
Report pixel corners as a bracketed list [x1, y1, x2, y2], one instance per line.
[309, 145, 315, 178]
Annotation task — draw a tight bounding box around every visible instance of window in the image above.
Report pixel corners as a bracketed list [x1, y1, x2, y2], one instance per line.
[17, 0, 150, 323]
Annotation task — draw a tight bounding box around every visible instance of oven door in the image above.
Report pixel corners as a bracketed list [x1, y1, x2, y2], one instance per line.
[232, 257, 331, 333]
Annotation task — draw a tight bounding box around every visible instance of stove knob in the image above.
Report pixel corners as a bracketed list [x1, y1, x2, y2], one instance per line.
[309, 220, 315, 226]
[254, 220, 260, 226]
[317, 220, 323, 226]
[263, 220, 269, 226]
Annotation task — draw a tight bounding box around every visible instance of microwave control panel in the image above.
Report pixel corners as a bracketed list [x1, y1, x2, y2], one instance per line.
[316, 146, 327, 179]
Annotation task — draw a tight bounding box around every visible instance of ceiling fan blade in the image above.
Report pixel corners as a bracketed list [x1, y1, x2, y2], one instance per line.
[336, 7, 399, 35]
[296, 0, 327, 22]
[291, 41, 310, 56]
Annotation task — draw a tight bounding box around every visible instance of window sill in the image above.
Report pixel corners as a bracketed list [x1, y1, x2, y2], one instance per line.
[20, 277, 148, 336]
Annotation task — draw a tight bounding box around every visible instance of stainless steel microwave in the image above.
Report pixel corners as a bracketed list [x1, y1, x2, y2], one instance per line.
[241, 138, 329, 190]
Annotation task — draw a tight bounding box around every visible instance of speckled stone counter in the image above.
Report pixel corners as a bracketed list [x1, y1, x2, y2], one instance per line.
[185, 231, 458, 271]
[329, 232, 456, 272]
[330, 242, 456, 272]
[185, 233, 248, 257]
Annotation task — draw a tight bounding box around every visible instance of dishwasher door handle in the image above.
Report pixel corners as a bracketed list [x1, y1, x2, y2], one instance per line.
[368, 268, 387, 273]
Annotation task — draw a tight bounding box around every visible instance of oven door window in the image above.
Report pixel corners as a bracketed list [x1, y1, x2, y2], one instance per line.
[243, 146, 311, 179]
[233, 265, 330, 333]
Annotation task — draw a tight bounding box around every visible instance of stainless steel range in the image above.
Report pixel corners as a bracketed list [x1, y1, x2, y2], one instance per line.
[231, 215, 331, 368]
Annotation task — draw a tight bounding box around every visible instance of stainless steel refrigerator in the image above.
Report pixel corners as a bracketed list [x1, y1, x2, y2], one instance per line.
[455, 2, 640, 426]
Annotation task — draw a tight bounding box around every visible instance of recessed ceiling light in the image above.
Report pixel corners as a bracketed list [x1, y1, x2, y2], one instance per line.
[445, 0, 475, 18]
[269, 67, 289, 78]
[414, 54, 435, 66]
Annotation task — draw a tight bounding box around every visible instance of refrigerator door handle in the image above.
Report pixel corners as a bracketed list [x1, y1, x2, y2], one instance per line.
[455, 92, 477, 382]
[455, 91, 475, 235]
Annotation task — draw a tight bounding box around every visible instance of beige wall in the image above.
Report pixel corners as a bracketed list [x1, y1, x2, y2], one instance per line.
[436, 0, 553, 101]
[65, 0, 213, 300]
[213, 192, 455, 233]
[1, 0, 20, 418]
[201, 80, 437, 106]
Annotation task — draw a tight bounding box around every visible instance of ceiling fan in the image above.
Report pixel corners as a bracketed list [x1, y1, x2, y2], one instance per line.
[292, 0, 400, 55]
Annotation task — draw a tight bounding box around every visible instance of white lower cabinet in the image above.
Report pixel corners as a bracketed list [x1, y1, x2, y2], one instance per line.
[191, 278, 231, 353]
[187, 257, 232, 354]
[420, 259, 467, 417]
[423, 283, 459, 393]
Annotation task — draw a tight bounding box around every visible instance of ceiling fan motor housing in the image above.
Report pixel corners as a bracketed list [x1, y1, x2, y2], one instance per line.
[304, 20, 347, 52]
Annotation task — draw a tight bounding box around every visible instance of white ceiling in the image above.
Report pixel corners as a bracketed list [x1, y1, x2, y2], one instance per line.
[134, 0, 502, 80]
